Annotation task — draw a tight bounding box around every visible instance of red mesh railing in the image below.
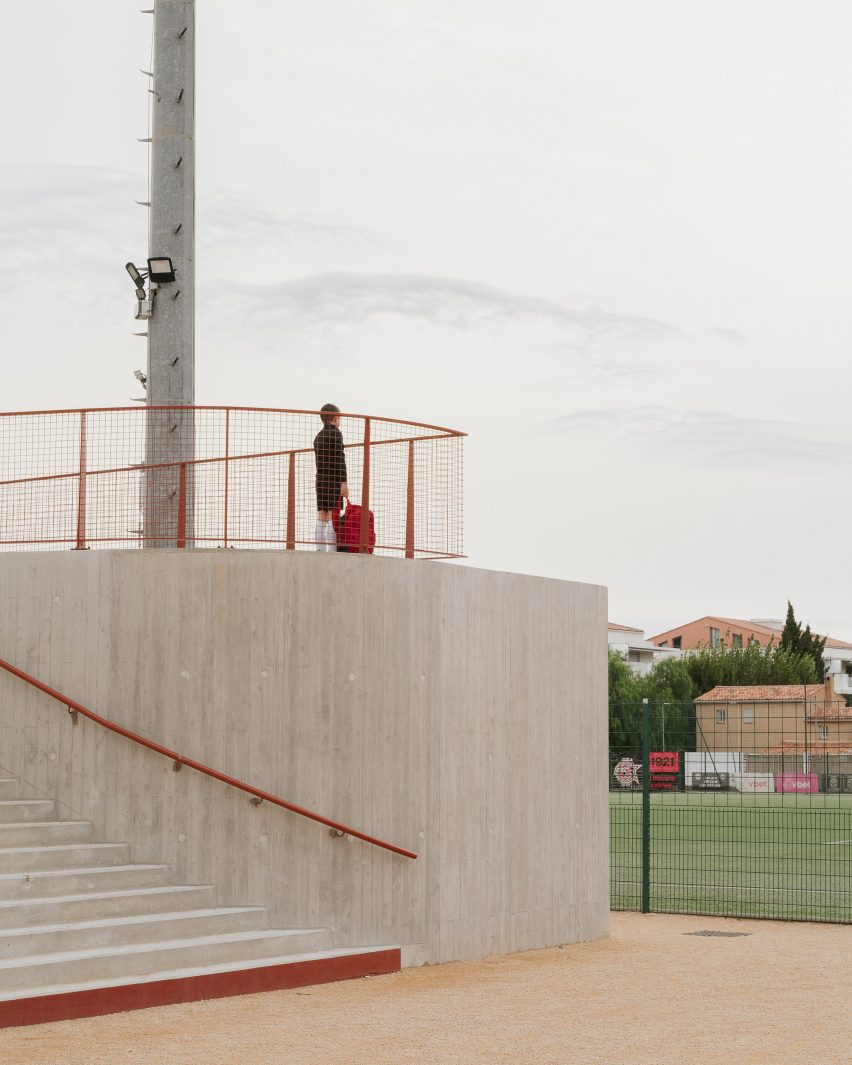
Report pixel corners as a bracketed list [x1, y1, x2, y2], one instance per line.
[0, 407, 465, 559]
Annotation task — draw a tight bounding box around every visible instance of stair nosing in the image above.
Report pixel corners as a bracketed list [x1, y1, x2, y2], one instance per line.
[0, 822, 92, 829]
[0, 884, 212, 908]
[0, 863, 169, 882]
[0, 928, 331, 969]
[0, 844, 126, 856]
[0, 906, 269, 938]
[0, 945, 397, 1001]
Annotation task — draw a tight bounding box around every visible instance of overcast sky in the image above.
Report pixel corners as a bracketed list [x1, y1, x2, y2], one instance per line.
[2, 1, 851, 638]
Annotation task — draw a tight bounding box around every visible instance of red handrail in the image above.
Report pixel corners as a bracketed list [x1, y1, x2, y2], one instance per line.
[0, 657, 417, 860]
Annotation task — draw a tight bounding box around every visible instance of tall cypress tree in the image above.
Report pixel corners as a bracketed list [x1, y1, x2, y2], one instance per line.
[779, 601, 826, 680]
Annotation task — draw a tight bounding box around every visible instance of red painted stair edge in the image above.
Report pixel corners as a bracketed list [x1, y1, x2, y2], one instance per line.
[0, 948, 401, 1030]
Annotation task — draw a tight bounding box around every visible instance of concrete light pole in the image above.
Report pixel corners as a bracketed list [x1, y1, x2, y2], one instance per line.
[145, 0, 195, 546]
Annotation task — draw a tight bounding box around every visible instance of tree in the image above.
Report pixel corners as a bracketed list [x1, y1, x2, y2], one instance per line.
[608, 640, 820, 749]
[684, 640, 819, 693]
[608, 652, 642, 749]
[779, 601, 827, 680]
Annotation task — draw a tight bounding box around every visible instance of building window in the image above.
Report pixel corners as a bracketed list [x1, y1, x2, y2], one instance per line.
[710, 627, 720, 648]
[748, 637, 759, 647]
[743, 706, 754, 723]
[732, 634, 743, 648]
[818, 726, 829, 741]
[659, 641, 668, 648]
[716, 708, 726, 724]
[672, 636, 682, 649]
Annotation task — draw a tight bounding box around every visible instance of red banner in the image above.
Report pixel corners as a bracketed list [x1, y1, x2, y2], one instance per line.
[650, 751, 679, 791]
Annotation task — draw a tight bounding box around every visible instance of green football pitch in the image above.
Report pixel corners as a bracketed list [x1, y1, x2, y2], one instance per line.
[610, 792, 852, 923]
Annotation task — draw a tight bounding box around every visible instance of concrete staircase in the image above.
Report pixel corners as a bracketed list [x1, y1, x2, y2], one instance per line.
[0, 775, 400, 1028]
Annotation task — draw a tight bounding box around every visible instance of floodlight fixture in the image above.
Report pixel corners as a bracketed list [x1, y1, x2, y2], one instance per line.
[133, 370, 147, 386]
[126, 261, 146, 287]
[147, 256, 176, 283]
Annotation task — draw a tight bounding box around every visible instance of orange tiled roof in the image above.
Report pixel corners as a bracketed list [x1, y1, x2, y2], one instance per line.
[714, 617, 783, 637]
[807, 707, 852, 721]
[651, 615, 852, 649]
[695, 685, 836, 703]
[650, 616, 780, 642]
[764, 742, 852, 755]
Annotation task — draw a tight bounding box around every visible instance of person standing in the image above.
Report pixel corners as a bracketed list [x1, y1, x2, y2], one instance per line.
[313, 403, 348, 551]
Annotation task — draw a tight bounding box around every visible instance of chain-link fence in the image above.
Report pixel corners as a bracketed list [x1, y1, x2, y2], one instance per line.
[0, 406, 465, 559]
[610, 695, 852, 922]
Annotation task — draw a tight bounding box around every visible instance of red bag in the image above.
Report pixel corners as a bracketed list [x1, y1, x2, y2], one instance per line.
[334, 499, 375, 554]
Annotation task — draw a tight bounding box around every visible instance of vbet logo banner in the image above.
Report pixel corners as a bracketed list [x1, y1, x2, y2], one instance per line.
[734, 774, 775, 793]
[775, 773, 819, 794]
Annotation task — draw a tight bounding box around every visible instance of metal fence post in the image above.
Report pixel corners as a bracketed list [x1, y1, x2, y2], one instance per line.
[74, 411, 87, 550]
[176, 463, 188, 549]
[359, 418, 371, 554]
[222, 408, 230, 548]
[286, 451, 296, 550]
[405, 439, 415, 559]
[641, 697, 651, 913]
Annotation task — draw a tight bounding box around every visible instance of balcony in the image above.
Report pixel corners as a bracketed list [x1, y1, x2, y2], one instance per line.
[831, 674, 852, 696]
[0, 406, 465, 560]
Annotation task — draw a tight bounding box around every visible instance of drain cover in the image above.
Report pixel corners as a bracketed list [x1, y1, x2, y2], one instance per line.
[684, 930, 751, 938]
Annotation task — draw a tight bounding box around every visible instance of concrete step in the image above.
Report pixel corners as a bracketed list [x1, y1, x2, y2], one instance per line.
[0, 927, 333, 990]
[0, 843, 129, 874]
[0, 946, 402, 1028]
[0, 906, 269, 958]
[0, 864, 171, 901]
[0, 800, 56, 823]
[0, 884, 218, 928]
[0, 780, 21, 800]
[0, 821, 93, 848]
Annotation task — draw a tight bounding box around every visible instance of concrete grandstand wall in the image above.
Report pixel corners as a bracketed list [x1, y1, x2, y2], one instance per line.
[0, 550, 608, 964]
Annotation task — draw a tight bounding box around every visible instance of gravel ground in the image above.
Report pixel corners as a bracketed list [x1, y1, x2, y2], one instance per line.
[2, 912, 850, 1065]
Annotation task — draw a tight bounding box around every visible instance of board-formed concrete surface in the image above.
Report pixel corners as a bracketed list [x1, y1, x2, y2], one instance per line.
[0, 550, 608, 964]
[1, 912, 849, 1065]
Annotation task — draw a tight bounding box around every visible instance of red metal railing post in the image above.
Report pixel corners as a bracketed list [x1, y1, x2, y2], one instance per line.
[222, 409, 230, 548]
[359, 418, 371, 554]
[286, 451, 296, 550]
[405, 439, 415, 559]
[176, 463, 187, 548]
[74, 411, 87, 550]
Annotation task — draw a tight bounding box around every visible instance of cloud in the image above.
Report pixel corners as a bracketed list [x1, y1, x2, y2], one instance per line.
[708, 326, 747, 345]
[550, 405, 852, 468]
[0, 163, 142, 283]
[204, 271, 676, 343]
[0, 165, 378, 295]
[201, 198, 375, 251]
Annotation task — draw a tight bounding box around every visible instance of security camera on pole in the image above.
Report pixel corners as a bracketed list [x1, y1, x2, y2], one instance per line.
[143, 0, 195, 547]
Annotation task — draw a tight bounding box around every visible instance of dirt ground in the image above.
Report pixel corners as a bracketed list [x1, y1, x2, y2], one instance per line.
[2, 912, 850, 1065]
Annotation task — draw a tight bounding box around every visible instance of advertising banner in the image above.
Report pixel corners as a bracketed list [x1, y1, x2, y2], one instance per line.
[775, 773, 819, 793]
[733, 774, 775, 793]
[691, 772, 731, 790]
[649, 751, 679, 791]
